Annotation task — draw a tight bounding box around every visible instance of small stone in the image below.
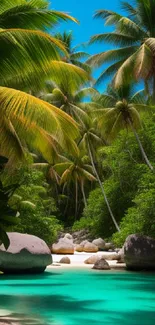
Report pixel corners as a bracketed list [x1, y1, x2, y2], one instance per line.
[84, 255, 102, 264]
[59, 257, 71, 264]
[92, 238, 106, 250]
[93, 257, 110, 270]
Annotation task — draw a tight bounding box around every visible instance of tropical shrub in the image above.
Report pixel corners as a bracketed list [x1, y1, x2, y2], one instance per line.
[9, 168, 62, 245]
[113, 171, 155, 246]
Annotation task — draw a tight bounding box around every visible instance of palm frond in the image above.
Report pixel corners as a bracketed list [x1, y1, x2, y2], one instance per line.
[0, 87, 79, 162]
[71, 60, 92, 74]
[145, 38, 155, 55]
[117, 17, 147, 39]
[0, 117, 24, 164]
[87, 46, 137, 67]
[106, 112, 123, 141]
[70, 51, 90, 60]
[78, 167, 96, 181]
[130, 89, 146, 104]
[95, 59, 125, 86]
[0, 28, 65, 86]
[0, 2, 78, 30]
[129, 105, 142, 129]
[90, 32, 137, 46]
[79, 102, 103, 112]
[114, 52, 136, 87]
[60, 168, 72, 184]
[54, 162, 73, 175]
[94, 9, 122, 26]
[96, 94, 116, 107]
[74, 87, 99, 101]
[120, 1, 137, 17]
[132, 103, 151, 112]
[134, 43, 153, 80]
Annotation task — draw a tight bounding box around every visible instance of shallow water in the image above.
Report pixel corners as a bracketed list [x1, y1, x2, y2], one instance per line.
[0, 269, 155, 325]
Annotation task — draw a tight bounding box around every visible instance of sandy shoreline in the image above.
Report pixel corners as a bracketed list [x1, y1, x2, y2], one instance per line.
[47, 251, 126, 270]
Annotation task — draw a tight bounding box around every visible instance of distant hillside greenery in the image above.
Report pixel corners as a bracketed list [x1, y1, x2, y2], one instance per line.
[1, 0, 155, 248]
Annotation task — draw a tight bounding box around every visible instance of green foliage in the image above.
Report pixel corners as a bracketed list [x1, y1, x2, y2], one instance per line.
[76, 114, 155, 241]
[80, 179, 127, 238]
[0, 156, 20, 249]
[9, 168, 62, 245]
[113, 171, 155, 246]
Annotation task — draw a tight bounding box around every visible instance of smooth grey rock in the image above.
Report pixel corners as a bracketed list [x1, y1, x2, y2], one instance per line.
[52, 238, 74, 254]
[80, 240, 89, 247]
[115, 248, 122, 253]
[84, 255, 102, 264]
[92, 238, 106, 250]
[93, 257, 110, 270]
[75, 245, 83, 252]
[124, 234, 155, 270]
[0, 232, 52, 274]
[104, 243, 115, 251]
[117, 247, 125, 263]
[64, 233, 73, 240]
[100, 253, 119, 260]
[59, 256, 71, 264]
[83, 242, 98, 253]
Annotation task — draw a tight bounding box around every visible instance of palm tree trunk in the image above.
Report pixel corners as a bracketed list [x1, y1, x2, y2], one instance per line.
[81, 180, 87, 207]
[64, 193, 69, 217]
[128, 119, 153, 171]
[153, 75, 155, 104]
[87, 140, 120, 232]
[144, 80, 149, 98]
[75, 179, 78, 220]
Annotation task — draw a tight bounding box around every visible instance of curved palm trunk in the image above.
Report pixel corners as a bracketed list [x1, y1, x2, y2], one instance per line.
[87, 140, 120, 232]
[152, 76, 155, 104]
[128, 119, 153, 171]
[75, 178, 78, 220]
[81, 180, 87, 207]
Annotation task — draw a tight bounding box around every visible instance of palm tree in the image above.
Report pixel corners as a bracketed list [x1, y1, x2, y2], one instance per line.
[88, 0, 155, 99]
[78, 114, 121, 232]
[95, 84, 153, 171]
[54, 157, 96, 219]
[55, 31, 91, 73]
[40, 79, 99, 124]
[0, 0, 89, 164]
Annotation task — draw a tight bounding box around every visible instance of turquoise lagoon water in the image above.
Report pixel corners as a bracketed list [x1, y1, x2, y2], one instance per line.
[0, 269, 155, 325]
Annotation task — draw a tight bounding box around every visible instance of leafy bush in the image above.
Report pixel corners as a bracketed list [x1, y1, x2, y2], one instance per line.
[9, 168, 62, 245]
[74, 179, 126, 239]
[113, 171, 155, 246]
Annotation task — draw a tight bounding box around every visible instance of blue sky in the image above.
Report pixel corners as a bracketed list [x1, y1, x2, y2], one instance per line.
[51, 0, 122, 90]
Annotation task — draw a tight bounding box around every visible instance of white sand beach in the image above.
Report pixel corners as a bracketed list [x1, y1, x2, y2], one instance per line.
[48, 252, 126, 270]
